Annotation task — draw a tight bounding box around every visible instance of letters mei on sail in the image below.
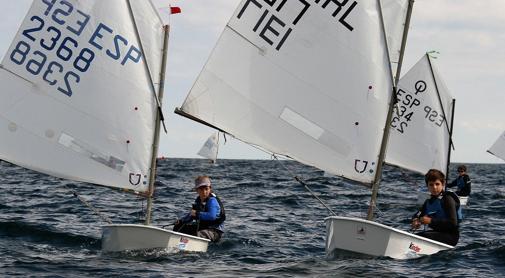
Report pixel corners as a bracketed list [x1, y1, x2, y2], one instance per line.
[1, 0, 209, 253]
[178, 0, 394, 184]
[488, 131, 505, 162]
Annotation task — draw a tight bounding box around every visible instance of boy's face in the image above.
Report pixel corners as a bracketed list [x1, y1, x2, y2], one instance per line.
[457, 168, 466, 176]
[427, 179, 444, 196]
[197, 185, 211, 199]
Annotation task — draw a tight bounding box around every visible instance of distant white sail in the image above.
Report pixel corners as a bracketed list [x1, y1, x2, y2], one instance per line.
[198, 132, 219, 163]
[386, 54, 455, 175]
[488, 131, 505, 162]
[179, 1, 408, 184]
[0, 0, 165, 192]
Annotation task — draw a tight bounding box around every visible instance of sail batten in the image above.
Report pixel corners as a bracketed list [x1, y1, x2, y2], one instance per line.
[0, 0, 166, 192]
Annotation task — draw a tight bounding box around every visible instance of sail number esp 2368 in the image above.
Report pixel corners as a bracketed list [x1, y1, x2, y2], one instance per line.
[8, 0, 142, 97]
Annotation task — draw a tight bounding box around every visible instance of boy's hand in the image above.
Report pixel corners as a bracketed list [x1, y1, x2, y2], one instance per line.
[411, 218, 421, 230]
[420, 215, 432, 225]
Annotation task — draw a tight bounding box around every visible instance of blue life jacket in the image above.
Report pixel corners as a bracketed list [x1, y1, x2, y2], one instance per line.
[424, 191, 463, 223]
[194, 193, 226, 231]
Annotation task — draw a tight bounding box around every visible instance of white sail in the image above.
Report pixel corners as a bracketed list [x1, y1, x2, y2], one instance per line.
[197, 132, 219, 163]
[488, 131, 505, 162]
[385, 55, 455, 175]
[0, 0, 165, 192]
[179, 0, 402, 184]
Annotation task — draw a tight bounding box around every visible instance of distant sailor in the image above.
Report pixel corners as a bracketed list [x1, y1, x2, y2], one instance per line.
[174, 176, 225, 242]
[447, 165, 472, 197]
[411, 169, 461, 246]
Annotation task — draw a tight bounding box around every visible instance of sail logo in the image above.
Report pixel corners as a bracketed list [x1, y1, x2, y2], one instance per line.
[6, 0, 142, 97]
[354, 159, 374, 174]
[129, 173, 142, 187]
[409, 242, 421, 253]
[235, 0, 356, 51]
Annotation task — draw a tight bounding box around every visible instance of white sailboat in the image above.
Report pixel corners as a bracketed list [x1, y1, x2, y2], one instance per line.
[176, 0, 453, 259]
[197, 132, 220, 164]
[384, 53, 456, 206]
[488, 131, 505, 162]
[0, 0, 209, 252]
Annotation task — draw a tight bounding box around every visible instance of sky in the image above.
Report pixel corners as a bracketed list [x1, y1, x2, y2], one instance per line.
[1, 0, 504, 164]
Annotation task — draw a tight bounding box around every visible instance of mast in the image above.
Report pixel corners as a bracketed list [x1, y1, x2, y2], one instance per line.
[145, 25, 170, 225]
[367, 0, 414, 220]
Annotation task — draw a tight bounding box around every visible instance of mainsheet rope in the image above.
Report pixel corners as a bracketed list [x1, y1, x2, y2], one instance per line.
[65, 185, 112, 224]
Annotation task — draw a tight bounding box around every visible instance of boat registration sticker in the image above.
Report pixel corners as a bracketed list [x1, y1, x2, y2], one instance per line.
[409, 242, 421, 253]
[178, 237, 189, 250]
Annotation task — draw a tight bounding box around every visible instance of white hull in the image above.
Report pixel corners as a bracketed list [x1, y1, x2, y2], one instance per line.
[416, 192, 468, 206]
[101, 224, 210, 252]
[325, 216, 453, 259]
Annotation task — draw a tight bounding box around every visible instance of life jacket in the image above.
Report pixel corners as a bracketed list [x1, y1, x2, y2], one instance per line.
[194, 193, 226, 230]
[424, 191, 463, 223]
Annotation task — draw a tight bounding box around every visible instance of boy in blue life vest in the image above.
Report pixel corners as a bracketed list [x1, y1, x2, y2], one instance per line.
[411, 169, 461, 246]
[173, 176, 225, 242]
[447, 165, 471, 197]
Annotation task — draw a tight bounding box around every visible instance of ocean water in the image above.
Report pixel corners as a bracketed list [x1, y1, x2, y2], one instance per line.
[1, 158, 504, 277]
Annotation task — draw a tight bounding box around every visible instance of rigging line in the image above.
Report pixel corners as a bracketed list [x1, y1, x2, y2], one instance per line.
[271, 154, 337, 216]
[65, 185, 112, 224]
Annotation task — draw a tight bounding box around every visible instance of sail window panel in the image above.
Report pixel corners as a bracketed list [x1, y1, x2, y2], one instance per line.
[279, 107, 324, 140]
[58, 133, 125, 172]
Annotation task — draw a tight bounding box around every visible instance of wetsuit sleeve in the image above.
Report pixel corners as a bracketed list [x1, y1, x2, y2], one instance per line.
[429, 195, 458, 232]
[197, 197, 220, 221]
[447, 178, 457, 188]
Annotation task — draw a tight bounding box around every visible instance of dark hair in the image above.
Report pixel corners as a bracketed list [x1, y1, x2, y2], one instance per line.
[457, 165, 467, 172]
[425, 169, 445, 184]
